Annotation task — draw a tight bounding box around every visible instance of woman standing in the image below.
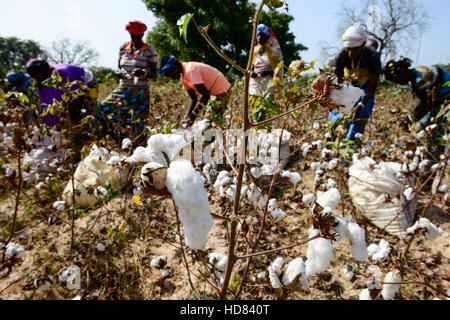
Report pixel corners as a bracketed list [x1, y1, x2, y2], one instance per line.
[98, 20, 158, 145]
[328, 23, 382, 142]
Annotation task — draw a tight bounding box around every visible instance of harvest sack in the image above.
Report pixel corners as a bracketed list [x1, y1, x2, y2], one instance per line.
[348, 156, 417, 239]
[63, 145, 127, 208]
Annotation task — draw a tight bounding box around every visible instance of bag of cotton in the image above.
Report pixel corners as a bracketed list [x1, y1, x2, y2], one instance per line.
[348, 156, 417, 239]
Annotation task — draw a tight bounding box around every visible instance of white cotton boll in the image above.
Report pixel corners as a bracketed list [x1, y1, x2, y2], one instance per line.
[5, 167, 14, 177]
[280, 170, 302, 185]
[225, 185, 236, 200]
[325, 178, 337, 190]
[406, 218, 443, 241]
[166, 160, 213, 250]
[403, 187, 414, 201]
[96, 242, 106, 252]
[346, 221, 368, 261]
[321, 148, 334, 160]
[268, 257, 284, 289]
[342, 266, 354, 280]
[305, 229, 334, 277]
[310, 162, 320, 170]
[133, 187, 143, 196]
[368, 239, 391, 261]
[72, 295, 82, 300]
[328, 159, 339, 170]
[150, 256, 167, 269]
[319, 161, 329, 170]
[94, 186, 108, 198]
[316, 188, 341, 210]
[359, 288, 372, 300]
[49, 158, 60, 168]
[355, 133, 364, 141]
[282, 258, 307, 288]
[257, 271, 266, 280]
[53, 200, 66, 211]
[438, 184, 448, 193]
[106, 156, 121, 166]
[417, 130, 426, 138]
[418, 159, 431, 171]
[381, 271, 402, 300]
[329, 84, 364, 115]
[302, 194, 316, 207]
[214, 171, 230, 193]
[312, 140, 323, 149]
[35, 182, 45, 189]
[209, 253, 228, 272]
[251, 167, 261, 179]
[302, 144, 313, 157]
[268, 199, 285, 219]
[430, 163, 439, 172]
[147, 134, 188, 162]
[313, 122, 320, 130]
[324, 132, 332, 139]
[5, 242, 25, 259]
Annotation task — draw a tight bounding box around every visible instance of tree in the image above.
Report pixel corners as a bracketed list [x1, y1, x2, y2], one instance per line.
[46, 37, 99, 67]
[0, 37, 47, 77]
[337, 0, 429, 63]
[143, 0, 307, 75]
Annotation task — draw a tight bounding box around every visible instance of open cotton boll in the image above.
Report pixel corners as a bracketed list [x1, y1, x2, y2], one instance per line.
[166, 160, 213, 250]
[345, 221, 368, 261]
[251, 167, 261, 179]
[316, 188, 341, 210]
[268, 257, 284, 289]
[282, 258, 308, 288]
[328, 159, 339, 170]
[53, 200, 66, 211]
[280, 170, 301, 185]
[302, 194, 316, 207]
[333, 216, 368, 261]
[209, 253, 228, 272]
[381, 271, 402, 300]
[147, 134, 188, 162]
[121, 138, 132, 150]
[359, 288, 372, 300]
[126, 146, 166, 165]
[150, 255, 167, 269]
[406, 218, 443, 240]
[5, 242, 25, 259]
[305, 229, 334, 277]
[313, 122, 320, 130]
[368, 239, 390, 261]
[342, 266, 354, 280]
[329, 83, 365, 115]
[268, 199, 285, 219]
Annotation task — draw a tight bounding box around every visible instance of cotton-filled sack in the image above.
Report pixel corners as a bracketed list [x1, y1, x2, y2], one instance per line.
[348, 156, 417, 239]
[62, 145, 127, 208]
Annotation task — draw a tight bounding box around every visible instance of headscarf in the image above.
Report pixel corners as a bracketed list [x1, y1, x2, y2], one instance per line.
[158, 55, 178, 77]
[257, 24, 270, 37]
[25, 59, 50, 75]
[342, 23, 367, 48]
[126, 20, 147, 35]
[252, 24, 283, 71]
[6, 69, 26, 83]
[384, 57, 412, 81]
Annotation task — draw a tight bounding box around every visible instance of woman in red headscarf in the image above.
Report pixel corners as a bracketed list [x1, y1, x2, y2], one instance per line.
[97, 20, 158, 146]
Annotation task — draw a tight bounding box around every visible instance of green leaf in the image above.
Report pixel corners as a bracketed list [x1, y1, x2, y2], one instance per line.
[177, 13, 194, 43]
[22, 161, 32, 171]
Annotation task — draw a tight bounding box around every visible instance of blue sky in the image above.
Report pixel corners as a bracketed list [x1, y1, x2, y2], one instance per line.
[1, 0, 449, 70]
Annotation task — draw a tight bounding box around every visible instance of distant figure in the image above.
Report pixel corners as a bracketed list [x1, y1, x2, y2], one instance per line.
[158, 56, 231, 127]
[25, 59, 97, 127]
[97, 20, 158, 144]
[366, 39, 379, 52]
[249, 24, 283, 98]
[384, 57, 450, 124]
[328, 23, 382, 142]
[26, 58, 98, 157]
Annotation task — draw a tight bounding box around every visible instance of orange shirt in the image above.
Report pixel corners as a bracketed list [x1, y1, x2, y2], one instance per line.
[180, 62, 230, 96]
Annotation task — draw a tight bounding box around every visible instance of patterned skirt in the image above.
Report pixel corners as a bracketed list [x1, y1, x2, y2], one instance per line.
[96, 85, 149, 144]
